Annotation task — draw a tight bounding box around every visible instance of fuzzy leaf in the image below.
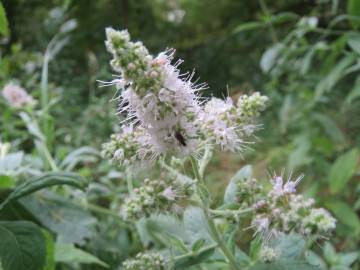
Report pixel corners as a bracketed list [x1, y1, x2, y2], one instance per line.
[20, 192, 96, 245]
[224, 165, 252, 203]
[55, 242, 108, 268]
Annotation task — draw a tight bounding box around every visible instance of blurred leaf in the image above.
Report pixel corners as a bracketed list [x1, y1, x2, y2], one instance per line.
[338, 251, 359, 267]
[0, 172, 85, 210]
[0, 221, 46, 270]
[315, 55, 356, 99]
[347, 34, 360, 54]
[260, 43, 284, 73]
[328, 148, 359, 193]
[55, 242, 108, 268]
[250, 260, 321, 270]
[325, 201, 360, 233]
[0, 175, 14, 189]
[174, 245, 216, 269]
[42, 230, 55, 270]
[19, 112, 45, 142]
[305, 251, 327, 270]
[20, 192, 96, 245]
[224, 165, 252, 203]
[344, 78, 360, 104]
[192, 239, 206, 252]
[347, 0, 360, 29]
[313, 113, 346, 144]
[0, 2, 9, 36]
[233, 22, 264, 34]
[59, 146, 99, 171]
[0, 152, 24, 174]
[271, 233, 305, 259]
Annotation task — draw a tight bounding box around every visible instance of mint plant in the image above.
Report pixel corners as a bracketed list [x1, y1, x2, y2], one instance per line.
[102, 28, 336, 270]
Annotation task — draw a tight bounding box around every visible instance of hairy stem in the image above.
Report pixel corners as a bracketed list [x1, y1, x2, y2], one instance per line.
[190, 157, 241, 270]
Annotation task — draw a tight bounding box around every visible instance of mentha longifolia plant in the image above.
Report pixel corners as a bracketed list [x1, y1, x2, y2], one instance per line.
[101, 28, 336, 270]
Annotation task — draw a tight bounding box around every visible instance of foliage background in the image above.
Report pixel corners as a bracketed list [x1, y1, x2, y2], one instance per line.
[1, 0, 360, 269]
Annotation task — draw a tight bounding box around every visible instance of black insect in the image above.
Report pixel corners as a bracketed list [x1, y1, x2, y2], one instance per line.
[175, 131, 187, 147]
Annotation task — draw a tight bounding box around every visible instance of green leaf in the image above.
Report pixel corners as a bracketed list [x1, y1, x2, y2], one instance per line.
[0, 221, 46, 270]
[0, 175, 14, 189]
[0, 152, 24, 174]
[0, 172, 85, 210]
[55, 242, 108, 268]
[233, 21, 264, 34]
[328, 148, 359, 193]
[183, 207, 213, 245]
[250, 260, 321, 270]
[59, 147, 99, 171]
[344, 78, 360, 104]
[0, 2, 9, 36]
[224, 165, 252, 203]
[174, 245, 217, 269]
[260, 43, 284, 73]
[315, 55, 356, 99]
[347, 34, 360, 54]
[305, 251, 327, 270]
[20, 192, 96, 245]
[271, 233, 305, 259]
[347, 0, 360, 29]
[325, 201, 360, 233]
[192, 239, 206, 252]
[42, 230, 55, 270]
[312, 113, 346, 144]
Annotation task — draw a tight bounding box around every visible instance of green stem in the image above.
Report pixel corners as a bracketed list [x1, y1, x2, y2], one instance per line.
[210, 208, 254, 217]
[83, 202, 131, 228]
[259, 0, 278, 44]
[173, 243, 218, 261]
[190, 157, 241, 270]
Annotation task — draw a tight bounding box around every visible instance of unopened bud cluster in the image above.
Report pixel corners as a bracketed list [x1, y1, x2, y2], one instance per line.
[122, 252, 165, 270]
[237, 175, 336, 240]
[122, 178, 192, 219]
[102, 28, 268, 166]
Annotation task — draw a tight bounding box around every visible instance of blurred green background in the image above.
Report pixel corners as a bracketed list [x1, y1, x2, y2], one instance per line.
[1, 0, 360, 269]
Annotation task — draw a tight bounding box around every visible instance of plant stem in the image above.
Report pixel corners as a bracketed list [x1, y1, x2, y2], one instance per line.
[190, 156, 241, 270]
[173, 243, 218, 261]
[210, 208, 254, 217]
[258, 0, 278, 44]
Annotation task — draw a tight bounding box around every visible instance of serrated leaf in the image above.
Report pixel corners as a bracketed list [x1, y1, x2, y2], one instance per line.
[0, 172, 85, 210]
[183, 207, 213, 244]
[328, 148, 359, 193]
[55, 242, 108, 268]
[0, 221, 46, 270]
[19, 192, 96, 245]
[224, 165, 252, 203]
